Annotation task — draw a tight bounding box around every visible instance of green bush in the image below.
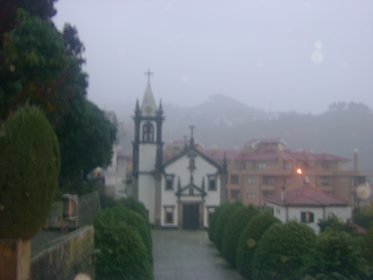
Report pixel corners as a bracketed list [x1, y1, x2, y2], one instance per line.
[222, 206, 258, 268]
[302, 230, 367, 280]
[236, 212, 280, 279]
[0, 105, 60, 239]
[214, 203, 243, 251]
[95, 220, 152, 279]
[118, 197, 149, 225]
[111, 204, 152, 256]
[208, 205, 222, 243]
[253, 221, 316, 280]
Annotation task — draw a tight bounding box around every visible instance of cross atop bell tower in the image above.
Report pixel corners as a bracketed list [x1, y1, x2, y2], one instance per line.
[144, 69, 153, 84]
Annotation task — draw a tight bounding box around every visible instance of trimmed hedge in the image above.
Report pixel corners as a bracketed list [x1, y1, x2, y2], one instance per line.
[208, 205, 222, 243]
[118, 197, 149, 226]
[222, 206, 258, 268]
[236, 212, 280, 279]
[111, 204, 152, 256]
[214, 203, 243, 251]
[95, 221, 152, 279]
[253, 221, 316, 280]
[0, 105, 60, 239]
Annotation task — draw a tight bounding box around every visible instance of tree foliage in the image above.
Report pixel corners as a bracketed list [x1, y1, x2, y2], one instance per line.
[253, 221, 316, 280]
[236, 212, 280, 280]
[118, 197, 149, 225]
[318, 215, 355, 234]
[0, 105, 60, 239]
[222, 206, 258, 268]
[0, 8, 116, 186]
[302, 230, 367, 280]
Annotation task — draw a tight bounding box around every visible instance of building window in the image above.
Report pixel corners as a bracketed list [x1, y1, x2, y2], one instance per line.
[275, 208, 281, 215]
[142, 121, 154, 143]
[320, 176, 330, 186]
[164, 206, 174, 224]
[238, 161, 246, 170]
[248, 176, 256, 185]
[208, 175, 217, 191]
[165, 175, 174, 191]
[263, 176, 275, 185]
[248, 193, 256, 200]
[301, 211, 314, 223]
[258, 162, 267, 170]
[230, 175, 239, 184]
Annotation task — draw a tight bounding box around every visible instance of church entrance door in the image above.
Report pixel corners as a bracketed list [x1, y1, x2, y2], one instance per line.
[182, 203, 199, 230]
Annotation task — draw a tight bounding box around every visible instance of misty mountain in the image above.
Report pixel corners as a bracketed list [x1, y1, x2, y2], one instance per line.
[121, 97, 373, 173]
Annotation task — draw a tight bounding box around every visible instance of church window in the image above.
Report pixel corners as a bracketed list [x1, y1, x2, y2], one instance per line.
[142, 121, 154, 143]
[188, 158, 196, 170]
[208, 175, 217, 191]
[164, 206, 175, 224]
[165, 175, 174, 191]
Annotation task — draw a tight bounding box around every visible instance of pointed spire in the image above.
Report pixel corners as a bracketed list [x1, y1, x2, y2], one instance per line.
[177, 177, 181, 191]
[135, 98, 140, 113]
[202, 177, 205, 191]
[158, 99, 164, 115]
[141, 79, 157, 116]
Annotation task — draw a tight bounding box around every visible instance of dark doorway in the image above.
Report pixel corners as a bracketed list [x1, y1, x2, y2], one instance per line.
[182, 203, 199, 230]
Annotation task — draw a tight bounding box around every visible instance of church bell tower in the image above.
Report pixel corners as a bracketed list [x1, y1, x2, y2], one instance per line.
[132, 70, 164, 224]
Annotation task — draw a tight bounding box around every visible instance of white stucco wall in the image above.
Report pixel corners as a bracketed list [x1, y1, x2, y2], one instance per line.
[266, 203, 351, 233]
[139, 144, 157, 172]
[138, 174, 156, 224]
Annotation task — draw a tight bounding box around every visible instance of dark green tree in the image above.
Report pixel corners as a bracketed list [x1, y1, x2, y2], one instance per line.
[222, 206, 258, 268]
[253, 221, 316, 280]
[0, 105, 60, 239]
[214, 202, 243, 251]
[118, 197, 149, 225]
[236, 212, 280, 280]
[318, 215, 355, 234]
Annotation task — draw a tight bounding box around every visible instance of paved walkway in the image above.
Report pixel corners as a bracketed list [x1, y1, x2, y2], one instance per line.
[153, 230, 243, 280]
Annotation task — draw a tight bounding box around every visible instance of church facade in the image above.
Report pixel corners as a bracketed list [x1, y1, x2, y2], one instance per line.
[132, 76, 227, 229]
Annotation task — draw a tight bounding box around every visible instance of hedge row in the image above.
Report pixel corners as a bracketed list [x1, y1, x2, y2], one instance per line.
[94, 198, 153, 279]
[210, 203, 372, 280]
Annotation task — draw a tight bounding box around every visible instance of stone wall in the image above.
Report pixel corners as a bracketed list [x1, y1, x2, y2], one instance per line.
[31, 226, 94, 280]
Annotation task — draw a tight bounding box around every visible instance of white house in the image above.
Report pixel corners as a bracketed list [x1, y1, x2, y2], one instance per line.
[131, 73, 227, 228]
[265, 185, 352, 233]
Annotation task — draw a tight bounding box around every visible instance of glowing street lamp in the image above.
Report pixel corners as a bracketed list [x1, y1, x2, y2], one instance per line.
[296, 168, 303, 175]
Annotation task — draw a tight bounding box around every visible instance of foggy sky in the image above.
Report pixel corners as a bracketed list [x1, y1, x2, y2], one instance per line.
[54, 0, 373, 114]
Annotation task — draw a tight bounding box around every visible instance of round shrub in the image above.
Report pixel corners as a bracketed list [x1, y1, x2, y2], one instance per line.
[208, 205, 222, 243]
[236, 212, 280, 279]
[119, 197, 149, 225]
[222, 206, 258, 268]
[0, 105, 60, 239]
[214, 203, 243, 251]
[111, 204, 152, 256]
[95, 221, 152, 280]
[303, 230, 367, 279]
[253, 221, 316, 280]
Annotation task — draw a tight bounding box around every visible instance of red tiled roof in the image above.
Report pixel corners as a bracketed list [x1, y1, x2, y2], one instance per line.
[265, 185, 348, 207]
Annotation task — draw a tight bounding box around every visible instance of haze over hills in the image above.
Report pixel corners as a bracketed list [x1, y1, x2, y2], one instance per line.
[118, 95, 373, 173]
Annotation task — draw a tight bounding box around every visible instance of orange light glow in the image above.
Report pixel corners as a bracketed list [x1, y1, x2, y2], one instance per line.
[296, 168, 303, 175]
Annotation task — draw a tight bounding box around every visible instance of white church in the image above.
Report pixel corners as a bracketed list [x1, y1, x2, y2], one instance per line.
[131, 72, 227, 229]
